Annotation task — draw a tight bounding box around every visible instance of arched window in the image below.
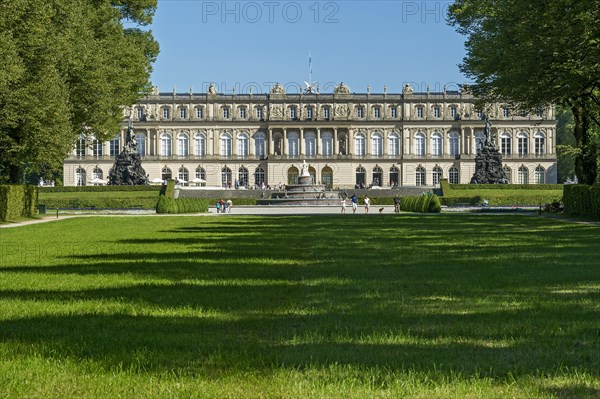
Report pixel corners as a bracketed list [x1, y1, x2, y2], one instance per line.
[195, 167, 206, 186]
[355, 133, 366, 157]
[372, 132, 383, 157]
[135, 133, 146, 156]
[432, 132, 443, 157]
[178, 167, 189, 186]
[416, 166, 426, 186]
[308, 166, 317, 184]
[432, 166, 443, 185]
[177, 133, 189, 157]
[288, 131, 299, 158]
[534, 131, 546, 156]
[415, 132, 426, 156]
[220, 132, 232, 158]
[503, 166, 512, 183]
[518, 131, 529, 156]
[237, 133, 249, 158]
[501, 132, 512, 156]
[449, 166, 459, 184]
[372, 166, 383, 187]
[535, 166, 546, 184]
[254, 132, 266, 159]
[321, 131, 333, 157]
[254, 167, 265, 187]
[449, 131, 460, 157]
[161, 166, 172, 181]
[356, 166, 366, 187]
[322, 166, 333, 189]
[75, 167, 86, 186]
[160, 133, 172, 157]
[221, 167, 232, 187]
[305, 132, 316, 157]
[92, 167, 103, 180]
[238, 167, 249, 187]
[194, 133, 206, 157]
[475, 130, 485, 151]
[389, 132, 400, 157]
[389, 166, 399, 187]
[288, 166, 299, 184]
[518, 165, 529, 184]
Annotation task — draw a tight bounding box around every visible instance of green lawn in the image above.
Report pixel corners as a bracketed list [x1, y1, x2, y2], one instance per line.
[0, 215, 599, 398]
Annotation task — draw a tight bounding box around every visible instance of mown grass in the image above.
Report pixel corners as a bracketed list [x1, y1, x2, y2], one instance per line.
[0, 215, 599, 398]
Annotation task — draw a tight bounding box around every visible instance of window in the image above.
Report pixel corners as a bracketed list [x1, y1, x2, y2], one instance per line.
[323, 106, 330, 119]
[475, 130, 485, 151]
[356, 106, 364, 118]
[305, 132, 316, 157]
[449, 131, 460, 157]
[535, 166, 546, 184]
[389, 166, 399, 187]
[372, 132, 383, 157]
[306, 106, 314, 120]
[503, 166, 512, 183]
[321, 132, 333, 157]
[135, 133, 146, 156]
[476, 110, 483, 119]
[432, 166, 443, 185]
[501, 132, 512, 156]
[449, 166, 460, 184]
[356, 166, 366, 186]
[372, 166, 383, 187]
[288, 132, 299, 157]
[535, 108, 544, 118]
[256, 106, 263, 119]
[390, 107, 397, 118]
[288, 167, 299, 185]
[415, 132, 426, 156]
[220, 133, 232, 157]
[416, 106, 424, 118]
[92, 139, 103, 157]
[162, 107, 170, 119]
[161, 166, 172, 181]
[222, 107, 230, 119]
[502, 106, 510, 118]
[355, 133, 366, 157]
[75, 167, 86, 186]
[289, 106, 297, 119]
[432, 132, 443, 157]
[518, 131, 529, 156]
[92, 167, 103, 180]
[136, 107, 144, 120]
[178, 167, 189, 186]
[450, 106, 458, 119]
[237, 133, 249, 158]
[239, 107, 247, 119]
[195, 107, 203, 119]
[238, 167, 249, 187]
[416, 166, 426, 186]
[373, 106, 381, 118]
[254, 167, 265, 186]
[433, 106, 441, 118]
[160, 133, 172, 157]
[195, 167, 206, 186]
[519, 109, 527, 117]
[254, 132, 266, 159]
[109, 136, 120, 157]
[388, 133, 400, 157]
[518, 166, 529, 184]
[534, 131, 546, 155]
[76, 137, 86, 158]
[194, 133, 206, 157]
[221, 167, 232, 187]
[177, 133, 189, 157]
[179, 107, 187, 119]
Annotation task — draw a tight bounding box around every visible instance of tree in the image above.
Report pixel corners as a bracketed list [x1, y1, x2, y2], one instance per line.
[0, 0, 159, 183]
[448, 0, 600, 184]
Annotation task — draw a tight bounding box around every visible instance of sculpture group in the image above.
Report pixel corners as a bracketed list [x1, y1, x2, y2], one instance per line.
[470, 114, 509, 184]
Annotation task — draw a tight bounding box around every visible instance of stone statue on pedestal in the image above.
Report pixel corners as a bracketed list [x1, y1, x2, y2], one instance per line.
[300, 160, 310, 177]
[470, 114, 509, 184]
[108, 116, 149, 185]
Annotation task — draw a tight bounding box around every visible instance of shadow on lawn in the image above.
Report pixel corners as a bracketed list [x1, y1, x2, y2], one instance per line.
[0, 214, 599, 387]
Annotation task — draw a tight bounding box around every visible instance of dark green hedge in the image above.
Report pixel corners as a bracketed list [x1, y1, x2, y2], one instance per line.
[156, 196, 209, 214]
[439, 196, 483, 206]
[43, 198, 158, 210]
[0, 185, 38, 221]
[40, 185, 161, 193]
[449, 183, 562, 190]
[400, 194, 441, 213]
[160, 179, 176, 198]
[563, 185, 600, 220]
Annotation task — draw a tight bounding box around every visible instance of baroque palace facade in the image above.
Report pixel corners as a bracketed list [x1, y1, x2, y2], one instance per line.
[63, 83, 557, 187]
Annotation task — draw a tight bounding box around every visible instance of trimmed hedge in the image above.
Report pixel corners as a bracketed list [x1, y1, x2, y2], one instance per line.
[563, 185, 600, 220]
[42, 198, 158, 210]
[40, 186, 161, 193]
[449, 183, 562, 190]
[160, 179, 176, 198]
[0, 185, 38, 221]
[156, 196, 209, 214]
[400, 194, 441, 213]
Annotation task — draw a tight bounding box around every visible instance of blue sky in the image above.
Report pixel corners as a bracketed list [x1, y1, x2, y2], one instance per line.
[149, 0, 468, 94]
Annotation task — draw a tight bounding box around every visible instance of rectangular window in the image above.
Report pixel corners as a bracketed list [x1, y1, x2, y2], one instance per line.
[390, 107, 397, 118]
[179, 108, 187, 118]
[307, 107, 313, 119]
[503, 107, 510, 117]
[356, 107, 364, 118]
[110, 138, 120, 157]
[223, 107, 230, 119]
[136, 108, 144, 120]
[450, 106, 458, 119]
[323, 107, 330, 119]
[196, 107, 203, 119]
[416, 106, 424, 118]
[162, 108, 170, 119]
[374, 107, 381, 118]
[256, 107, 263, 119]
[290, 107, 297, 119]
[239, 107, 246, 119]
[434, 107, 441, 118]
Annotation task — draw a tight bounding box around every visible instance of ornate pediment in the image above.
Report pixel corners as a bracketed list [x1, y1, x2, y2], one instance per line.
[334, 82, 351, 94]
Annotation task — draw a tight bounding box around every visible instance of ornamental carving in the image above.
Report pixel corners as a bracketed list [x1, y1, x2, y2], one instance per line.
[271, 105, 283, 117]
[334, 82, 351, 94]
[270, 83, 285, 94]
[335, 104, 349, 117]
[402, 84, 414, 95]
[207, 84, 217, 94]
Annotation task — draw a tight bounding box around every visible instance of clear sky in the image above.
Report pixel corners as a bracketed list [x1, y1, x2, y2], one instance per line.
[149, 0, 468, 94]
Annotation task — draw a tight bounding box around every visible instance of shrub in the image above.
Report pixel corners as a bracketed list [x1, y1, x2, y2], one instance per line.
[39, 186, 160, 193]
[399, 194, 441, 213]
[160, 180, 176, 198]
[0, 185, 38, 221]
[428, 194, 442, 213]
[155, 195, 209, 214]
[563, 185, 600, 220]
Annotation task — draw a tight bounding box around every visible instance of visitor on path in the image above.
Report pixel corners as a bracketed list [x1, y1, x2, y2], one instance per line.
[351, 194, 358, 214]
[394, 195, 400, 214]
[227, 199, 233, 213]
[216, 200, 221, 213]
[364, 195, 370, 213]
[219, 199, 225, 213]
[341, 198, 347, 214]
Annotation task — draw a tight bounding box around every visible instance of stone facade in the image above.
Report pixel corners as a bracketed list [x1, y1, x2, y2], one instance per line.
[64, 83, 558, 187]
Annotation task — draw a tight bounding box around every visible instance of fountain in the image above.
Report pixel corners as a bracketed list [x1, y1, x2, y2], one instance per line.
[258, 160, 339, 206]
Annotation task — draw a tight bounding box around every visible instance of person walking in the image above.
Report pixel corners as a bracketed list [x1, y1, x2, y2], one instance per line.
[341, 197, 347, 214]
[394, 195, 400, 214]
[351, 194, 358, 214]
[226, 198, 233, 213]
[364, 195, 370, 213]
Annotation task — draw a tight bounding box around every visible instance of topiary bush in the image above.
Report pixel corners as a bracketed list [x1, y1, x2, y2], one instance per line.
[399, 194, 441, 213]
[0, 185, 38, 221]
[155, 195, 209, 214]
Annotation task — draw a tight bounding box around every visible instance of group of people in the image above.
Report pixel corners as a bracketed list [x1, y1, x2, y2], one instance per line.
[340, 194, 370, 214]
[215, 198, 233, 213]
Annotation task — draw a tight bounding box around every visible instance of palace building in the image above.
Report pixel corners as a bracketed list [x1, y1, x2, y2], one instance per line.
[63, 83, 557, 187]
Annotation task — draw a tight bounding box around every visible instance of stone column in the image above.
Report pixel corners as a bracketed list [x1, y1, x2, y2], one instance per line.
[300, 128, 305, 156]
[348, 128, 355, 156]
[333, 128, 338, 156]
[317, 128, 322, 156]
[268, 128, 274, 155]
[282, 128, 287, 157]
